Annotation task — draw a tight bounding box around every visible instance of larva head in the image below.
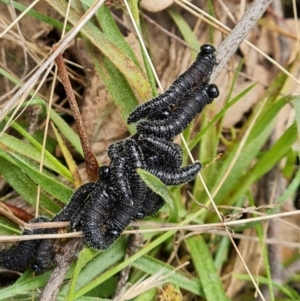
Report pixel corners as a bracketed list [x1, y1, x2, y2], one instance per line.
[158, 109, 171, 120]
[207, 84, 219, 99]
[32, 263, 43, 275]
[199, 44, 217, 64]
[200, 44, 216, 54]
[147, 108, 172, 122]
[98, 166, 110, 180]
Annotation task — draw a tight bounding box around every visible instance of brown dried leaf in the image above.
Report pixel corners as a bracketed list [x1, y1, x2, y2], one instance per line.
[81, 69, 128, 157]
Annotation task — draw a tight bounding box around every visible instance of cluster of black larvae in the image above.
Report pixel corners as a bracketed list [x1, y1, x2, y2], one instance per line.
[0, 44, 219, 274]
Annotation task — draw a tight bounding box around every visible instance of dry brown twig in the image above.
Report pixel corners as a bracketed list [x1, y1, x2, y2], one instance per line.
[38, 239, 84, 301]
[54, 50, 99, 182]
[112, 230, 144, 300]
[2, 208, 300, 243]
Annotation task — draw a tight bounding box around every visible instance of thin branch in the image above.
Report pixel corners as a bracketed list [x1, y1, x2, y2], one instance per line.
[2, 209, 300, 242]
[113, 231, 143, 300]
[38, 239, 84, 301]
[55, 50, 99, 182]
[211, 0, 274, 81]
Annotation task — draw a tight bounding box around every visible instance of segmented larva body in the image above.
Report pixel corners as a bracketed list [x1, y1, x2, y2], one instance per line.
[134, 190, 165, 220]
[139, 135, 183, 167]
[127, 44, 217, 124]
[32, 182, 98, 274]
[146, 162, 202, 186]
[136, 84, 219, 139]
[80, 186, 115, 250]
[0, 216, 49, 272]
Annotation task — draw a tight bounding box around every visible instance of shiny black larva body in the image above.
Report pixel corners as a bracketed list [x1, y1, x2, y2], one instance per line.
[31, 184, 97, 274]
[70, 133, 201, 250]
[137, 84, 219, 139]
[0, 216, 49, 272]
[0, 44, 218, 274]
[127, 44, 217, 124]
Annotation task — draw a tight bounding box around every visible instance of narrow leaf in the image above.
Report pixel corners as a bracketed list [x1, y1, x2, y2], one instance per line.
[51, 123, 81, 188]
[66, 248, 100, 301]
[91, 49, 139, 130]
[189, 83, 257, 150]
[292, 95, 300, 138]
[137, 169, 178, 221]
[168, 8, 200, 56]
[3, 147, 73, 203]
[60, 238, 126, 299]
[0, 272, 52, 300]
[0, 66, 84, 158]
[0, 131, 72, 180]
[186, 236, 229, 301]
[94, 3, 140, 66]
[132, 255, 204, 296]
[0, 154, 61, 214]
[0, 0, 67, 30]
[45, 0, 152, 101]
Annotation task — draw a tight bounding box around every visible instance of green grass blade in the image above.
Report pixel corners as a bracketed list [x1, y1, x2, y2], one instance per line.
[0, 153, 61, 214]
[132, 255, 204, 296]
[0, 225, 20, 235]
[128, 0, 157, 96]
[292, 95, 300, 135]
[227, 122, 297, 207]
[246, 96, 290, 144]
[93, 2, 140, 66]
[0, 217, 20, 235]
[212, 96, 289, 207]
[235, 274, 300, 299]
[254, 219, 275, 301]
[137, 169, 178, 221]
[251, 122, 297, 180]
[0, 0, 68, 30]
[46, 0, 152, 101]
[1, 127, 73, 181]
[188, 83, 257, 150]
[186, 236, 229, 301]
[0, 66, 84, 157]
[277, 166, 300, 202]
[66, 248, 100, 301]
[133, 289, 157, 301]
[60, 238, 126, 299]
[0, 271, 52, 300]
[214, 236, 230, 272]
[3, 147, 73, 203]
[51, 123, 81, 187]
[49, 109, 83, 157]
[91, 49, 139, 129]
[216, 122, 274, 205]
[168, 8, 200, 56]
